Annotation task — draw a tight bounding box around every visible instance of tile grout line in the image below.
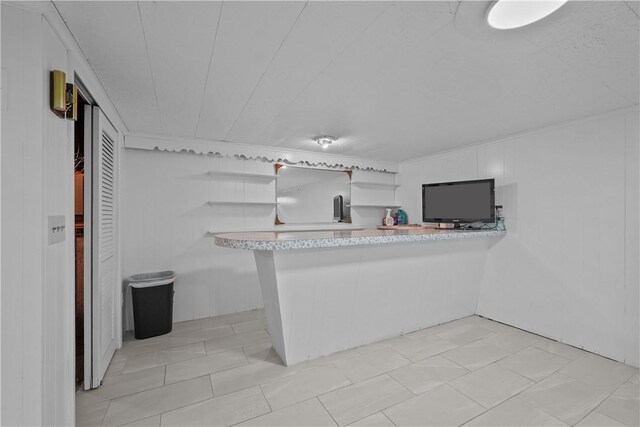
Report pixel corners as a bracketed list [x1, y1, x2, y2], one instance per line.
[394, 342, 458, 365]
[387, 381, 490, 427]
[316, 395, 341, 427]
[257, 384, 273, 413]
[101, 373, 215, 413]
[348, 410, 398, 427]
[122, 329, 268, 377]
[570, 379, 634, 427]
[528, 343, 574, 363]
[116, 374, 216, 426]
[165, 353, 251, 387]
[496, 346, 572, 383]
[98, 399, 111, 426]
[311, 372, 413, 418]
[445, 381, 492, 415]
[84, 311, 638, 426]
[454, 351, 630, 427]
[86, 317, 281, 421]
[556, 362, 637, 389]
[104, 365, 624, 424]
[251, 364, 357, 417]
[478, 315, 626, 366]
[461, 390, 560, 426]
[226, 396, 321, 427]
[208, 374, 215, 400]
[386, 371, 420, 397]
[384, 411, 398, 427]
[208, 365, 297, 400]
[446, 351, 554, 426]
[409, 342, 552, 421]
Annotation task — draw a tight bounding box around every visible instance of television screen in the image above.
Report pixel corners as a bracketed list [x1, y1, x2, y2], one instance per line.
[422, 179, 495, 224]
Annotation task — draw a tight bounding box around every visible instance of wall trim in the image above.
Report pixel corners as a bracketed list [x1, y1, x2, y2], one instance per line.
[125, 133, 399, 173]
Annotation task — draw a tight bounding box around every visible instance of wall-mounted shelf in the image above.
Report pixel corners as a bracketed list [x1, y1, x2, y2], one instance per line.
[207, 201, 277, 207]
[351, 181, 400, 189]
[348, 204, 401, 208]
[208, 171, 276, 181]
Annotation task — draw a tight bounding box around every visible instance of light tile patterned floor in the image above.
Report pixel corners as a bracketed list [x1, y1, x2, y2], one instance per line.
[76, 310, 639, 427]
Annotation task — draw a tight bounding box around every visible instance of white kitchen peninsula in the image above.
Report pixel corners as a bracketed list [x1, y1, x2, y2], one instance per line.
[215, 228, 506, 366]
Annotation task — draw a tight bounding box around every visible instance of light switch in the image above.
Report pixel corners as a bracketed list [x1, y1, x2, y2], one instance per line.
[48, 215, 66, 245]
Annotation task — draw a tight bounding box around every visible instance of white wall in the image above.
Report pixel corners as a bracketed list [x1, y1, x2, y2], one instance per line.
[42, 16, 75, 425]
[1, 6, 46, 425]
[1, 5, 75, 424]
[398, 107, 639, 367]
[350, 169, 399, 227]
[1, 3, 127, 425]
[121, 149, 270, 326]
[120, 147, 399, 326]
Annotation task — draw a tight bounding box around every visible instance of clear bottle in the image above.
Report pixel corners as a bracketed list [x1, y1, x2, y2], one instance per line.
[384, 209, 394, 226]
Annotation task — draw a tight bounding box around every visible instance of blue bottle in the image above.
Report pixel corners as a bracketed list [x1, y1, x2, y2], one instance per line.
[396, 209, 407, 225]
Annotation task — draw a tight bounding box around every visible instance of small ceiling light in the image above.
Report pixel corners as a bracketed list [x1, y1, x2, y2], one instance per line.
[315, 136, 336, 149]
[487, 0, 567, 30]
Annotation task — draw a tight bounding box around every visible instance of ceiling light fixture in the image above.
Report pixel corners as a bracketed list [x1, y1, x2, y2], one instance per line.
[315, 136, 336, 149]
[487, 0, 567, 30]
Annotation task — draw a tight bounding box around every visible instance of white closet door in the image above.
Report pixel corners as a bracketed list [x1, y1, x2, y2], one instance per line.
[91, 106, 118, 387]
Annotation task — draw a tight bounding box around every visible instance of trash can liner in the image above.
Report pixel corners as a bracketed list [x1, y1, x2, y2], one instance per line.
[128, 271, 175, 288]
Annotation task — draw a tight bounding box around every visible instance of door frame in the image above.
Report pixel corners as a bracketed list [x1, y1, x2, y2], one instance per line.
[82, 102, 94, 390]
[75, 77, 122, 390]
[76, 78, 97, 390]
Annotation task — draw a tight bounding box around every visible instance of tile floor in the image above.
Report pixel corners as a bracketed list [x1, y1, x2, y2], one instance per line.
[76, 310, 639, 427]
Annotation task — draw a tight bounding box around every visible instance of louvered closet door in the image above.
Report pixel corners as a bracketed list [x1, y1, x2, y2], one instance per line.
[91, 107, 118, 387]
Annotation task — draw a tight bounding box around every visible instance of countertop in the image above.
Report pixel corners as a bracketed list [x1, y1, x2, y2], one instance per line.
[214, 227, 506, 251]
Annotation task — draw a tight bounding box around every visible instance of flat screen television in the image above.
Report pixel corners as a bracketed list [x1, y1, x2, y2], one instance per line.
[422, 178, 495, 227]
[333, 195, 344, 222]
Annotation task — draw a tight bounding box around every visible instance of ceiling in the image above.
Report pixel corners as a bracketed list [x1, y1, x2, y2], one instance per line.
[54, 1, 639, 162]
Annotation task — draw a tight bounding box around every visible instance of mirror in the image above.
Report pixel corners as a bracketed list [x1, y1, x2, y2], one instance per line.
[276, 166, 351, 224]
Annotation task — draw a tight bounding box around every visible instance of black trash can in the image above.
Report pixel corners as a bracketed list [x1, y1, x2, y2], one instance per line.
[129, 271, 176, 339]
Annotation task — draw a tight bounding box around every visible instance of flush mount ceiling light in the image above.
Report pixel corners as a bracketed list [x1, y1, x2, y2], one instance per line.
[315, 136, 336, 149]
[487, 0, 567, 30]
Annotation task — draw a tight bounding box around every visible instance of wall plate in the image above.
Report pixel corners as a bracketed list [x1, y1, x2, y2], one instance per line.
[48, 215, 66, 245]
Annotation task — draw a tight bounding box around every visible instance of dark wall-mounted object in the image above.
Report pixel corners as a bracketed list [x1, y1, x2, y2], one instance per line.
[333, 195, 344, 222]
[422, 178, 495, 226]
[50, 70, 78, 121]
[51, 70, 67, 117]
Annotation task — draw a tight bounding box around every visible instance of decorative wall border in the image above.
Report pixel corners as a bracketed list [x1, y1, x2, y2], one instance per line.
[125, 133, 399, 173]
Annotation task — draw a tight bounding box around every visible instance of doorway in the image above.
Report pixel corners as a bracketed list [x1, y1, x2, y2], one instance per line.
[74, 91, 89, 387]
[74, 79, 119, 390]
